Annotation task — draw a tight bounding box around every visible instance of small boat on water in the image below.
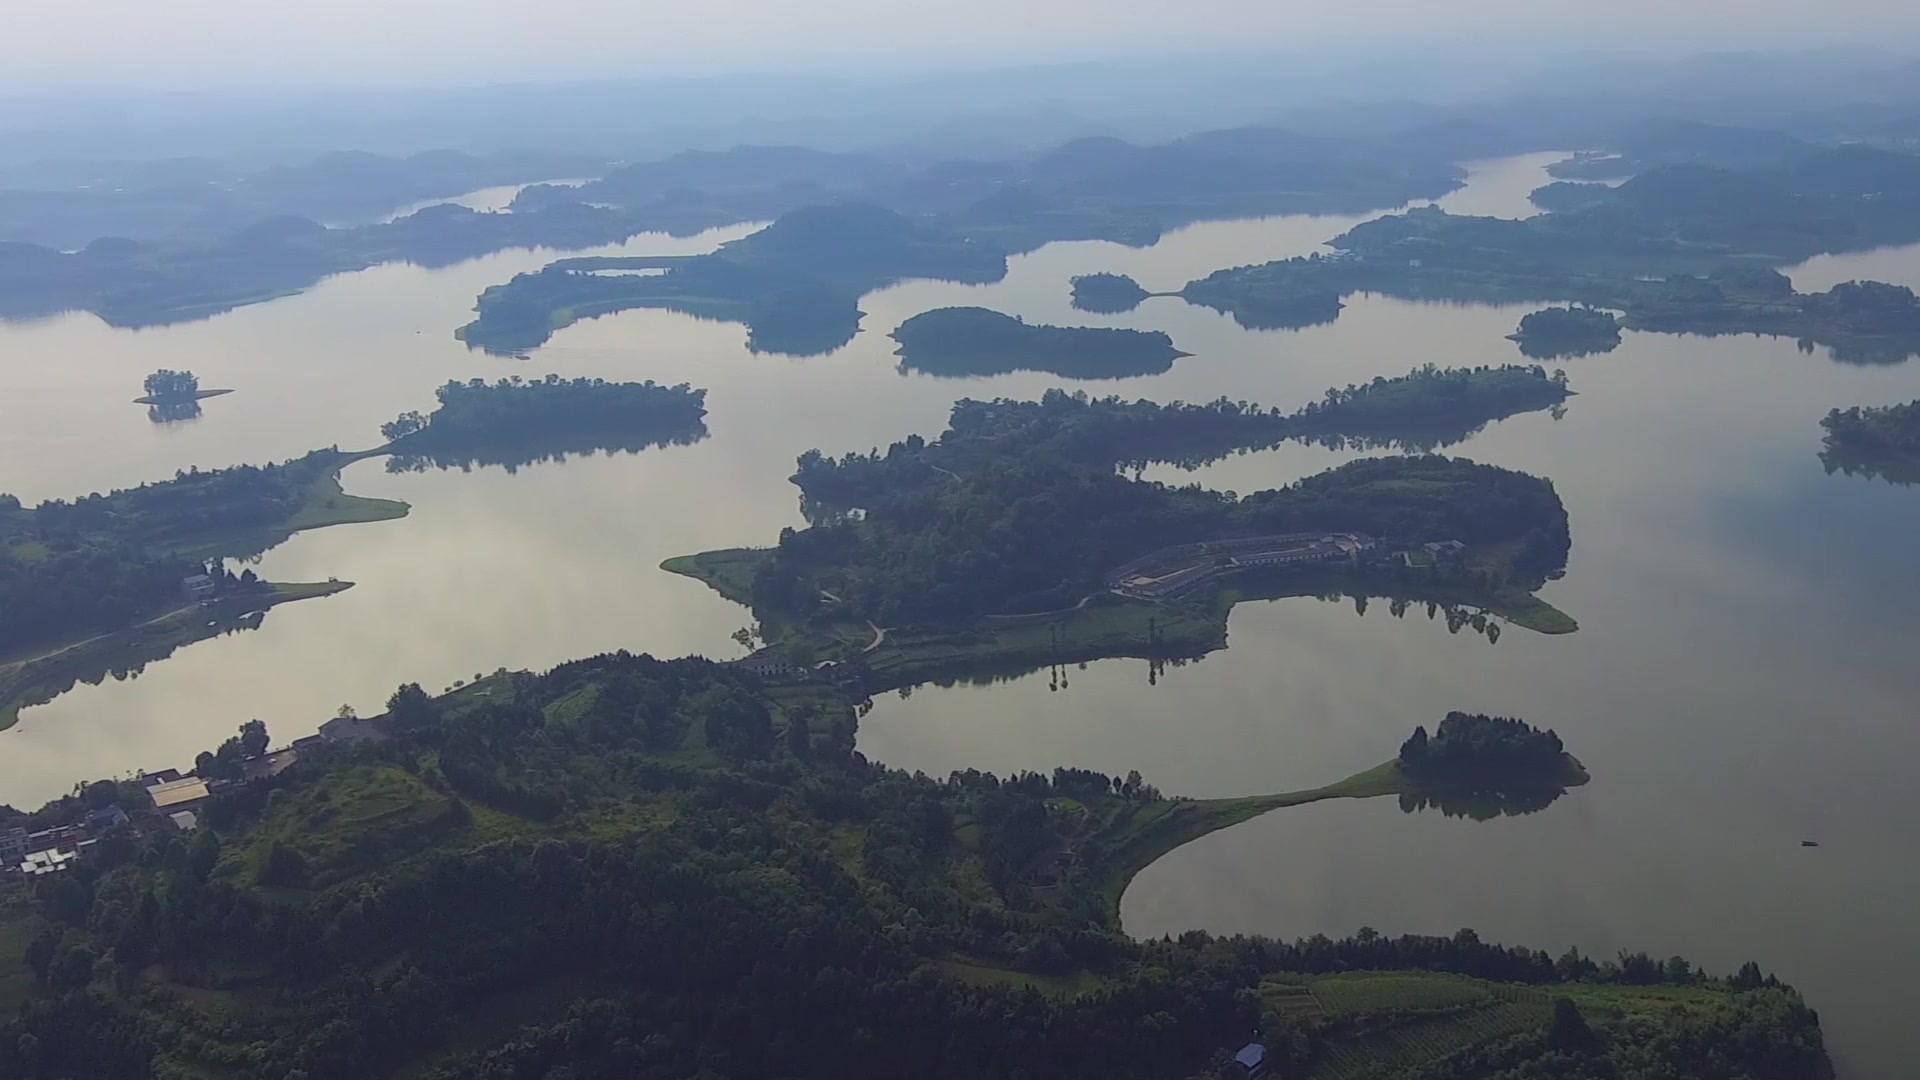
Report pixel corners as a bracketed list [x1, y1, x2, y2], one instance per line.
[1801, 840, 1820, 848]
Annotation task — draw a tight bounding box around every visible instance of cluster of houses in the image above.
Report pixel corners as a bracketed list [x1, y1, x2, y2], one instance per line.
[3, 709, 394, 880]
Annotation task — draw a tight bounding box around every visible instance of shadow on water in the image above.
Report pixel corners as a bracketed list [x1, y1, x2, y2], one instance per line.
[384, 425, 708, 475]
[1397, 785, 1569, 821]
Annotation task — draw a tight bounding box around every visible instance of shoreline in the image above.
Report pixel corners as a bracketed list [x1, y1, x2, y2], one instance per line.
[132, 388, 235, 405]
[0, 580, 354, 732]
[1099, 754, 1591, 921]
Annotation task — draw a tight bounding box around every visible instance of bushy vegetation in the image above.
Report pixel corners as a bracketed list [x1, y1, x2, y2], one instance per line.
[139, 369, 200, 402]
[1821, 398, 1920, 483]
[1399, 712, 1575, 789]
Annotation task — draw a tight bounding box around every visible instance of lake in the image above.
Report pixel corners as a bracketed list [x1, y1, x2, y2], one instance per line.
[2, 152, 1916, 1077]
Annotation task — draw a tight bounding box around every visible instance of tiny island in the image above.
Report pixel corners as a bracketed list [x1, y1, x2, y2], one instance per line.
[1508, 306, 1623, 359]
[891, 306, 1188, 379]
[133, 369, 233, 423]
[1820, 399, 1920, 485]
[1069, 272, 1154, 313]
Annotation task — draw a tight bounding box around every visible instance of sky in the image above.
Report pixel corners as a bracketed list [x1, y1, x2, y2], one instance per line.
[6, 0, 1920, 89]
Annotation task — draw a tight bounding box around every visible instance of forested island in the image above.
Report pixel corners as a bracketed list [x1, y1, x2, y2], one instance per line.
[379, 375, 709, 471]
[0, 376, 712, 726]
[1509, 307, 1622, 359]
[1070, 272, 1154, 313]
[1820, 399, 1920, 484]
[891, 307, 1188, 379]
[667, 376, 1576, 691]
[0, 650, 1828, 1079]
[457, 204, 1007, 356]
[1177, 149, 1920, 362]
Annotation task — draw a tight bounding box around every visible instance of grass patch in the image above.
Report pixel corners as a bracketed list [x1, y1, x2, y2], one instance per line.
[1086, 761, 1408, 917]
[1311, 992, 1554, 1080]
[660, 548, 771, 608]
[1310, 971, 1494, 1015]
[938, 958, 1107, 999]
[219, 764, 462, 890]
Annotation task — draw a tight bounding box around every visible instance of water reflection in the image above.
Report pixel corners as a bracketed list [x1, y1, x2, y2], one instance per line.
[147, 401, 204, 424]
[1819, 445, 1920, 487]
[1515, 337, 1620, 362]
[1397, 785, 1567, 821]
[385, 426, 708, 475]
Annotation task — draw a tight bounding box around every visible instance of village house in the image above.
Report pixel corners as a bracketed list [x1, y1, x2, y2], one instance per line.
[181, 572, 218, 601]
[145, 775, 212, 814]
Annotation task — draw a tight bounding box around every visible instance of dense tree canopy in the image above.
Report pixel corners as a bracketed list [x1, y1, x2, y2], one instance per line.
[0, 653, 1826, 1080]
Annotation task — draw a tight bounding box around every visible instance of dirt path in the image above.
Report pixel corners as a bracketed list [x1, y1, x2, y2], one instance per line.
[0, 602, 200, 675]
[863, 622, 888, 653]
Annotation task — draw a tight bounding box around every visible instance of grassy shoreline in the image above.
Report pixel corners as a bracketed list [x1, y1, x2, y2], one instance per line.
[1089, 754, 1589, 919]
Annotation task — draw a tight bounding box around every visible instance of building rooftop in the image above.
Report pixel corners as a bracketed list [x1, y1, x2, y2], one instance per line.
[169, 811, 200, 832]
[148, 776, 211, 809]
[20, 848, 78, 876]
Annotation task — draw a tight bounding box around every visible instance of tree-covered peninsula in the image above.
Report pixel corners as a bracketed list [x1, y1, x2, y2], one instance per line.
[0, 376, 712, 727]
[0, 651, 1829, 1080]
[1178, 150, 1920, 362]
[891, 307, 1189, 379]
[380, 375, 709, 471]
[667, 374, 1576, 691]
[1820, 399, 1920, 484]
[0, 450, 398, 729]
[1509, 306, 1623, 359]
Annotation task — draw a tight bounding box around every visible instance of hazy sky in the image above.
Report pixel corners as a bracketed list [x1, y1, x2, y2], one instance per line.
[7, 0, 1920, 88]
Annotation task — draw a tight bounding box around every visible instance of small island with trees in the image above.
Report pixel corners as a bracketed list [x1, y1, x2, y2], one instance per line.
[132, 369, 233, 406]
[1508, 306, 1623, 359]
[379, 374, 709, 471]
[1398, 711, 1589, 792]
[890, 306, 1188, 379]
[1820, 399, 1920, 484]
[1069, 272, 1154, 313]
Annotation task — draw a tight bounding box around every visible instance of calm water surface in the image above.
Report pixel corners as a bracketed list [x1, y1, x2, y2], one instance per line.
[3, 155, 1917, 1076]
